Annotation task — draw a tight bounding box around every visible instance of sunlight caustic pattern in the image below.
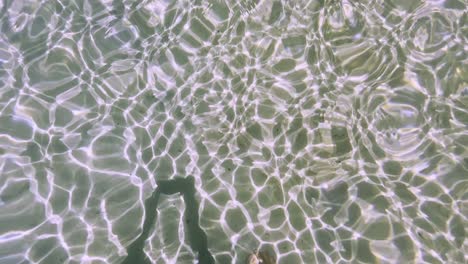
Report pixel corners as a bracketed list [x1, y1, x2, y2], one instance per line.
[0, 0, 466, 263]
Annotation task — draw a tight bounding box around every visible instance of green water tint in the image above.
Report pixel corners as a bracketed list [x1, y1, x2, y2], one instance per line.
[0, 0, 467, 263]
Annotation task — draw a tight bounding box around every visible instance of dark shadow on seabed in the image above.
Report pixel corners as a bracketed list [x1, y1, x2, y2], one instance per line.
[123, 176, 215, 264]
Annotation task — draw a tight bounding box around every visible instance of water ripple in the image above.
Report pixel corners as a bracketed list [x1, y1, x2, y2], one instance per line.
[0, 0, 466, 263]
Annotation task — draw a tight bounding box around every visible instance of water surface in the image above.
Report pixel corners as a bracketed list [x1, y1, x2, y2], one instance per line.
[0, 0, 467, 263]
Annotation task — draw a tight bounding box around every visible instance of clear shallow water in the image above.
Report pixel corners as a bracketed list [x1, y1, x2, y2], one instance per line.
[0, 0, 467, 263]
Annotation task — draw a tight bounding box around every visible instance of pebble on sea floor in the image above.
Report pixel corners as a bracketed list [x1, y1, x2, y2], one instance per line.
[246, 249, 276, 264]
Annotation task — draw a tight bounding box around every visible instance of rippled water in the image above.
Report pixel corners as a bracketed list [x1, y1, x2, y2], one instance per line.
[0, 0, 467, 263]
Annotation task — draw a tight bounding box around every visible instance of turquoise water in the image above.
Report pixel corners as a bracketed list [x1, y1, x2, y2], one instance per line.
[0, 0, 467, 263]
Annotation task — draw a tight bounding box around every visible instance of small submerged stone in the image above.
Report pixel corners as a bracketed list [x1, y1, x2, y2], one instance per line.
[247, 253, 260, 264]
[246, 249, 276, 264]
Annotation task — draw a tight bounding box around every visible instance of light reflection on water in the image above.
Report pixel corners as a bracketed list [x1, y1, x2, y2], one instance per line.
[0, 0, 466, 263]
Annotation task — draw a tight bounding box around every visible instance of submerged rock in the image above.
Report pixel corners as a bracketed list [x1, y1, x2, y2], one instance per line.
[246, 249, 276, 264]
